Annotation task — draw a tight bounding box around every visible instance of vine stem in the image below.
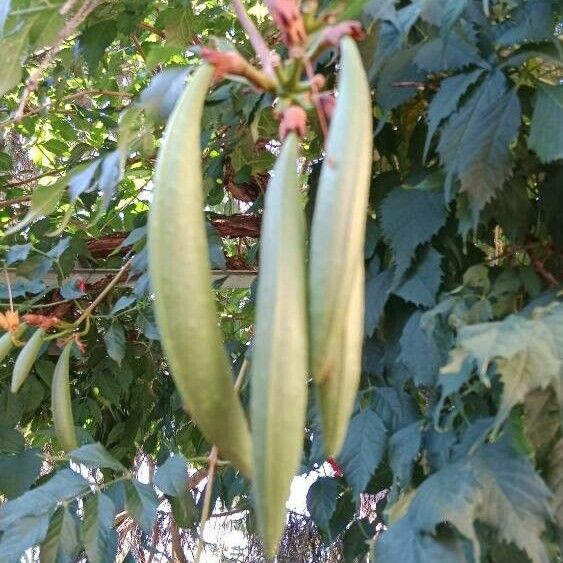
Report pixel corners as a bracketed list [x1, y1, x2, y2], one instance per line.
[73, 257, 133, 326]
[230, 0, 277, 78]
[193, 358, 250, 562]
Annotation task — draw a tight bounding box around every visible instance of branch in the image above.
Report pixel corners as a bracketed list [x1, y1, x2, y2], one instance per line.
[13, 0, 102, 122]
[230, 0, 277, 78]
[74, 257, 133, 326]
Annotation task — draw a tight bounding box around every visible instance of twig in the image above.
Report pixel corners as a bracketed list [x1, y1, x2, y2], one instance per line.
[4, 169, 65, 188]
[3, 89, 133, 127]
[194, 446, 218, 563]
[73, 257, 133, 326]
[13, 0, 102, 122]
[0, 195, 32, 209]
[138, 21, 166, 40]
[231, 0, 277, 78]
[304, 56, 329, 140]
[192, 359, 250, 562]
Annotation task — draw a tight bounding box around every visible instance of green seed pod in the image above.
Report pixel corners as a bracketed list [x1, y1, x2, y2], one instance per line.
[11, 327, 45, 394]
[51, 341, 77, 451]
[148, 64, 253, 478]
[251, 133, 308, 558]
[0, 323, 27, 365]
[309, 37, 373, 457]
[316, 263, 364, 457]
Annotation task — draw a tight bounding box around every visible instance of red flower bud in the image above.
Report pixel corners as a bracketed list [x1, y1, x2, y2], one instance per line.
[264, 0, 307, 47]
[279, 105, 308, 139]
[327, 457, 344, 477]
[201, 48, 248, 81]
[320, 21, 365, 47]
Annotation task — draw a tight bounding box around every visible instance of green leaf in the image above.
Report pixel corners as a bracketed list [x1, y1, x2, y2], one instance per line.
[380, 188, 447, 279]
[39, 506, 80, 563]
[528, 84, 563, 163]
[399, 312, 443, 387]
[377, 516, 467, 563]
[306, 477, 338, 532]
[6, 179, 66, 235]
[389, 422, 422, 487]
[154, 454, 197, 528]
[438, 71, 521, 213]
[0, 469, 89, 529]
[0, 426, 25, 453]
[162, 6, 195, 47]
[0, 23, 29, 97]
[5, 243, 32, 265]
[394, 247, 443, 308]
[0, 513, 51, 561]
[70, 443, 125, 472]
[124, 480, 158, 534]
[82, 493, 118, 563]
[104, 323, 126, 366]
[375, 46, 425, 111]
[78, 20, 118, 72]
[364, 269, 393, 336]
[495, 0, 553, 46]
[338, 409, 387, 497]
[363, 0, 396, 21]
[424, 69, 484, 159]
[0, 449, 42, 499]
[414, 34, 482, 72]
[450, 303, 563, 431]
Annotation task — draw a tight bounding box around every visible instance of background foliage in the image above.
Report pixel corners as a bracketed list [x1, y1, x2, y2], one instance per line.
[0, 0, 561, 561]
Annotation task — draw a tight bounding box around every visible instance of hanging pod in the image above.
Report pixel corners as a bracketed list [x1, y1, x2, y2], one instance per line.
[250, 133, 308, 557]
[148, 64, 253, 478]
[0, 323, 27, 366]
[309, 37, 373, 457]
[11, 327, 45, 394]
[51, 340, 77, 451]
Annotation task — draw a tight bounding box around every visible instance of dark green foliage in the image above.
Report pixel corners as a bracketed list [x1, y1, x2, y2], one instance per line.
[0, 0, 560, 560]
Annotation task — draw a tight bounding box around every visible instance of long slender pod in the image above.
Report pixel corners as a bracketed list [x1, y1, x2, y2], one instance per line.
[51, 341, 77, 451]
[11, 327, 45, 393]
[316, 262, 365, 456]
[148, 65, 253, 478]
[251, 133, 308, 557]
[309, 37, 373, 456]
[0, 324, 27, 365]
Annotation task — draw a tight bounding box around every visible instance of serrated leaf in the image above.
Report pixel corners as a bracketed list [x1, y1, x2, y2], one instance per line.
[104, 323, 126, 366]
[154, 454, 188, 496]
[40, 506, 79, 563]
[414, 34, 482, 72]
[438, 71, 521, 213]
[384, 442, 551, 563]
[6, 179, 66, 235]
[389, 422, 422, 487]
[68, 161, 99, 201]
[124, 480, 158, 534]
[380, 188, 447, 278]
[139, 67, 188, 121]
[0, 449, 42, 499]
[82, 493, 118, 563]
[306, 477, 338, 532]
[399, 312, 443, 387]
[372, 387, 418, 433]
[394, 247, 443, 308]
[70, 443, 125, 472]
[495, 0, 553, 46]
[528, 84, 563, 163]
[60, 278, 85, 300]
[338, 409, 387, 497]
[375, 46, 426, 112]
[364, 269, 393, 336]
[450, 303, 563, 431]
[424, 69, 485, 159]
[377, 516, 467, 563]
[363, 0, 396, 22]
